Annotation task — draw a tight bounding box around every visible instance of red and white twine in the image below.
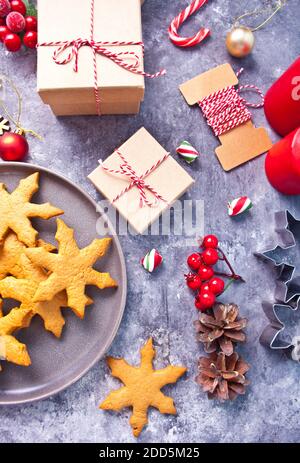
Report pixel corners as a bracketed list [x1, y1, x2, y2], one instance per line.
[168, 0, 210, 48]
[100, 150, 169, 208]
[198, 69, 265, 137]
[37, 0, 166, 115]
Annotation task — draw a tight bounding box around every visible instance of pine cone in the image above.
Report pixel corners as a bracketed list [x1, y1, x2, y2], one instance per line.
[194, 303, 247, 356]
[196, 351, 250, 401]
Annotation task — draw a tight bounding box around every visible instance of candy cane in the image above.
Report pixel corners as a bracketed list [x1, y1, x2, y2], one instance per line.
[168, 0, 210, 48]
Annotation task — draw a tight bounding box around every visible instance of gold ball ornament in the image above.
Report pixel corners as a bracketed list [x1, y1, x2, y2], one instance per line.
[226, 26, 255, 58]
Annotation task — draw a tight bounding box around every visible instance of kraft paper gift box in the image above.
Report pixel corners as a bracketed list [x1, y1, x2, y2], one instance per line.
[37, 0, 147, 116]
[88, 128, 195, 234]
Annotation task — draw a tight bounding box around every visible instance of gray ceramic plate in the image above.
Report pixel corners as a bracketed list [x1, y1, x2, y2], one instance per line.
[0, 162, 127, 405]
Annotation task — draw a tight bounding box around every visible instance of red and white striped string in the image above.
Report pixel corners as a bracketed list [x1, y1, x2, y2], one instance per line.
[198, 68, 265, 137]
[37, 0, 166, 115]
[168, 0, 210, 48]
[100, 150, 169, 208]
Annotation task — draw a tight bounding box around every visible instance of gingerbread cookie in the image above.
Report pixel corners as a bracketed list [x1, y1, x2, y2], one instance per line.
[100, 338, 187, 437]
[0, 232, 55, 279]
[25, 219, 117, 319]
[0, 301, 32, 371]
[0, 172, 63, 247]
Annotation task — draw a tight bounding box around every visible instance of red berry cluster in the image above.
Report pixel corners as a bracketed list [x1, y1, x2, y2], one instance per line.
[0, 0, 37, 52]
[185, 235, 243, 312]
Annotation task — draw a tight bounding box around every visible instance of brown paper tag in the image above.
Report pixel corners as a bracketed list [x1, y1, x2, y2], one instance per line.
[180, 63, 273, 171]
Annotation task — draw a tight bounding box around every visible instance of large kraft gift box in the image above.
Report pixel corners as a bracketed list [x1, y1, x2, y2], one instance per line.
[88, 128, 195, 234]
[37, 0, 147, 116]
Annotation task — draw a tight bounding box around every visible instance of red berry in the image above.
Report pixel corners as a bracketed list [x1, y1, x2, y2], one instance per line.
[10, 0, 26, 16]
[0, 0, 10, 18]
[0, 17, 5, 25]
[23, 30, 37, 48]
[200, 282, 210, 293]
[202, 234, 219, 249]
[209, 277, 225, 295]
[0, 24, 9, 41]
[6, 11, 25, 32]
[25, 15, 37, 32]
[201, 247, 219, 266]
[4, 32, 21, 51]
[185, 273, 202, 291]
[198, 264, 214, 281]
[195, 291, 216, 311]
[187, 253, 202, 271]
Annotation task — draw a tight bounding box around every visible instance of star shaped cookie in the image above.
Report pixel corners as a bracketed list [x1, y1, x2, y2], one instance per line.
[0, 172, 63, 247]
[0, 302, 32, 371]
[25, 219, 117, 318]
[100, 338, 187, 437]
[0, 232, 55, 279]
[0, 254, 76, 338]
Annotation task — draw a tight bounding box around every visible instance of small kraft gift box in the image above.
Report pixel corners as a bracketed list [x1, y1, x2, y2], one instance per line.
[37, 0, 162, 116]
[88, 128, 195, 234]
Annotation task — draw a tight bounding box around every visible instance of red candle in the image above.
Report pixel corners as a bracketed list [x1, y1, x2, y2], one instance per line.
[265, 128, 300, 195]
[265, 57, 300, 137]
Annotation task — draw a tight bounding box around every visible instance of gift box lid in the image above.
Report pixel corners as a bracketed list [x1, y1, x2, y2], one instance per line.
[88, 128, 195, 235]
[37, 0, 145, 104]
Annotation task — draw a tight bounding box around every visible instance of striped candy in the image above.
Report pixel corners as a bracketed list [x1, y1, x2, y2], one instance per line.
[168, 0, 210, 48]
[141, 249, 163, 273]
[176, 141, 199, 163]
[228, 197, 253, 217]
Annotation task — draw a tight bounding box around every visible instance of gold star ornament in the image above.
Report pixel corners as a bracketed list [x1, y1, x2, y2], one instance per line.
[100, 338, 187, 437]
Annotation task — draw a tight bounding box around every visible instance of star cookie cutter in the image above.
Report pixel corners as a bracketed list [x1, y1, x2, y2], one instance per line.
[260, 301, 298, 357]
[255, 210, 300, 307]
[256, 211, 300, 360]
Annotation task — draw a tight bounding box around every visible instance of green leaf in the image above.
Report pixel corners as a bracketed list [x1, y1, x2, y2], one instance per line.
[24, 0, 38, 17]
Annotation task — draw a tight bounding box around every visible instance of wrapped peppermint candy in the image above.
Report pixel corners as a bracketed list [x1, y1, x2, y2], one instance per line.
[176, 141, 199, 163]
[228, 196, 253, 217]
[141, 249, 163, 273]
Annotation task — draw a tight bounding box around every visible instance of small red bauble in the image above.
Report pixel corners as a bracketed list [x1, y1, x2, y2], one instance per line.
[10, 0, 26, 16]
[208, 277, 225, 295]
[185, 273, 202, 291]
[4, 31, 21, 51]
[0, 0, 11, 18]
[0, 24, 9, 41]
[6, 11, 25, 33]
[202, 234, 219, 249]
[198, 264, 214, 281]
[23, 30, 37, 49]
[187, 253, 202, 271]
[0, 132, 28, 161]
[25, 15, 37, 32]
[201, 248, 219, 266]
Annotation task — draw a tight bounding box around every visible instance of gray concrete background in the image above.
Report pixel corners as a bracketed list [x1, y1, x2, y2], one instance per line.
[1, 0, 300, 443]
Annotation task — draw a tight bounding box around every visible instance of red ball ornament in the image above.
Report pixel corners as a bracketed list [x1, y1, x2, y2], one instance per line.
[208, 277, 225, 295]
[4, 32, 21, 51]
[0, 24, 9, 41]
[201, 248, 219, 266]
[0, 131, 28, 161]
[187, 253, 202, 271]
[25, 15, 37, 32]
[0, 0, 11, 18]
[202, 234, 219, 249]
[198, 264, 214, 281]
[6, 11, 25, 33]
[23, 30, 37, 48]
[10, 0, 26, 16]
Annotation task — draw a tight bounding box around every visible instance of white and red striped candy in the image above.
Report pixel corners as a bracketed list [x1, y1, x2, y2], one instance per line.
[168, 0, 210, 48]
[228, 197, 253, 217]
[176, 141, 199, 163]
[141, 249, 163, 273]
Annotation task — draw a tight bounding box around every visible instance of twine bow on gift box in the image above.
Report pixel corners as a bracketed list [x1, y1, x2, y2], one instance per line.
[37, 0, 166, 115]
[99, 150, 169, 208]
